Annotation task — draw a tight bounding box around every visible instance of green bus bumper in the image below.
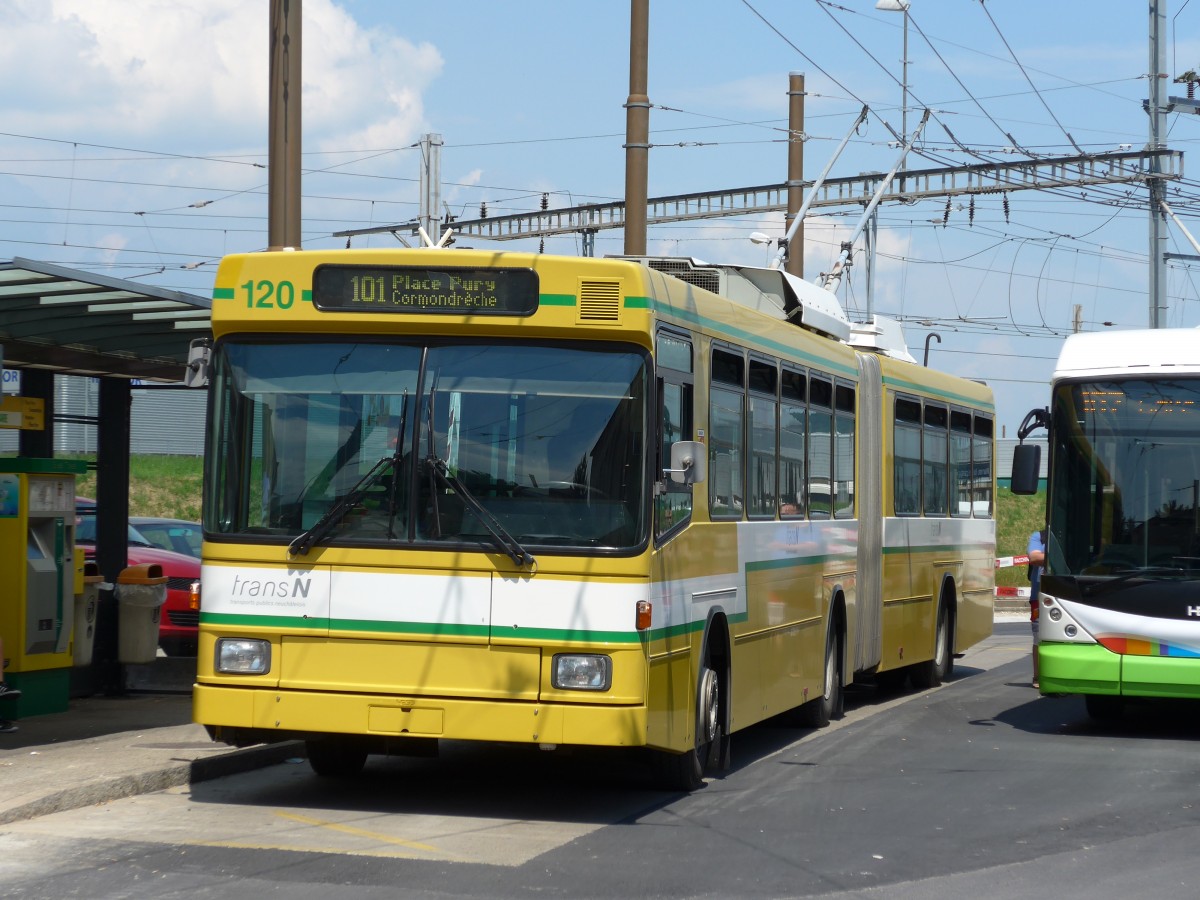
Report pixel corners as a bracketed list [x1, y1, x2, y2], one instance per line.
[1039, 642, 1200, 699]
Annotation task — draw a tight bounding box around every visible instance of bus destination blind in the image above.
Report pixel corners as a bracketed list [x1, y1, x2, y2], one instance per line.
[313, 265, 539, 315]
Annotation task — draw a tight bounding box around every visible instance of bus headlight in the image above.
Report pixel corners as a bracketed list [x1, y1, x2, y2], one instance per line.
[216, 638, 271, 675]
[552, 654, 612, 691]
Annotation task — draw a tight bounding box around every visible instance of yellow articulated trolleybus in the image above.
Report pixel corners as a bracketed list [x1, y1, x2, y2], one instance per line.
[194, 247, 996, 790]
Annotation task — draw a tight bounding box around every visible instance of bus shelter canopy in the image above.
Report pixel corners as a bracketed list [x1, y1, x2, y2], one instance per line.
[0, 257, 211, 383]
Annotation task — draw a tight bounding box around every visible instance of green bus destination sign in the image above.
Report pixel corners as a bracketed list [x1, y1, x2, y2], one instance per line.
[312, 265, 539, 315]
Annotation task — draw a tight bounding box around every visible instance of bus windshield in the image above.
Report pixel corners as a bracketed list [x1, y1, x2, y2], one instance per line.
[1048, 376, 1200, 579]
[205, 339, 649, 554]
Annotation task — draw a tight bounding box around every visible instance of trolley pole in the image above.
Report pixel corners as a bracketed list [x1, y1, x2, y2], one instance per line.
[623, 0, 650, 256]
[268, 0, 302, 251]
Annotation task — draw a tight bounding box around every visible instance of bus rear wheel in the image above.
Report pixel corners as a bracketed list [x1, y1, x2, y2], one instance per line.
[306, 737, 368, 778]
[911, 600, 952, 689]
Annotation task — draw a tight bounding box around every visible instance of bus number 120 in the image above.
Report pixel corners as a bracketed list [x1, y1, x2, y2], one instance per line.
[241, 279, 296, 309]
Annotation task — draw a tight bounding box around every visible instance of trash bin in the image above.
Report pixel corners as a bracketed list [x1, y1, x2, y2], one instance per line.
[116, 563, 167, 664]
[73, 561, 107, 667]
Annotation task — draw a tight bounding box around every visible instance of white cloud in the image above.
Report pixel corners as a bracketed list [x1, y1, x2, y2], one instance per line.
[0, 0, 441, 154]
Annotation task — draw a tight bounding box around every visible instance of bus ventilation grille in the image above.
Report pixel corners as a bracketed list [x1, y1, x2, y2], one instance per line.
[578, 280, 622, 323]
[643, 258, 722, 294]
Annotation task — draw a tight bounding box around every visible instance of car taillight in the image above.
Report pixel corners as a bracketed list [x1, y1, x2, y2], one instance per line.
[189, 580, 201, 610]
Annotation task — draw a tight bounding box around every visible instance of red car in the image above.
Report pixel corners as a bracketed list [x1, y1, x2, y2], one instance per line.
[75, 500, 200, 656]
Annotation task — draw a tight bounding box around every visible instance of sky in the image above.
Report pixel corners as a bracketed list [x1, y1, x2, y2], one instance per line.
[2, 0, 1200, 433]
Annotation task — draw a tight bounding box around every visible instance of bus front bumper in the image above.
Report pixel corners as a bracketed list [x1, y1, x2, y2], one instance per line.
[1039, 642, 1200, 699]
[193, 683, 649, 749]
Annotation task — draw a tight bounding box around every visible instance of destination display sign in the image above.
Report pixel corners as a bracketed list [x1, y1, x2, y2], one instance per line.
[312, 265, 539, 315]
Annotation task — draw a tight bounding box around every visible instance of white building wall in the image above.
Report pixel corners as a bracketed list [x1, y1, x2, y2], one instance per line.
[1, 371, 205, 456]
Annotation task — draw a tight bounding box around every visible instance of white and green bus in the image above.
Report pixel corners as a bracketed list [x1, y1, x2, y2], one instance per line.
[1013, 328, 1200, 718]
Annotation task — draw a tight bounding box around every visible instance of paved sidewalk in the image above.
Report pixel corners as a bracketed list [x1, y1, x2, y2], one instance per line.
[0, 684, 299, 827]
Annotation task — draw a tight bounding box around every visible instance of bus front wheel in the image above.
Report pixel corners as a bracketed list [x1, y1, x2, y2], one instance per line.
[652, 663, 724, 792]
[1085, 694, 1124, 721]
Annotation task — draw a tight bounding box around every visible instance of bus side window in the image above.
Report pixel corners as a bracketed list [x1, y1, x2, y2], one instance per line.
[748, 358, 778, 519]
[923, 403, 949, 517]
[894, 397, 922, 516]
[809, 376, 833, 519]
[834, 381, 855, 519]
[780, 368, 807, 518]
[951, 409, 973, 518]
[972, 414, 993, 517]
[709, 347, 745, 520]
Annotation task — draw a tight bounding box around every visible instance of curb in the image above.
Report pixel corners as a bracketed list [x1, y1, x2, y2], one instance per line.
[0, 740, 302, 827]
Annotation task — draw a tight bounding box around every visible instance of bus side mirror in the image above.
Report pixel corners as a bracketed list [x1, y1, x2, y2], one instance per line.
[666, 440, 707, 485]
[185, 338, 211, 388]
[1011, 443, 1041, 495]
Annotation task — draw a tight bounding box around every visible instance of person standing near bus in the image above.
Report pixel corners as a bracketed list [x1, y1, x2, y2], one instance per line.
[1027, 529, 1046, 688]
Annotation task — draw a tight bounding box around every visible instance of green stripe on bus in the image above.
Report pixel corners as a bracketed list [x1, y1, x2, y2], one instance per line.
[645, 298, 860, 378]
[201, 611, 750, 644]
[644, 609, 748, 642]
[540, 294, 576, 306]
[746, 554, 851, 573]
[625, 296, 650, 308]
[881, 543, 988, 555]
[201, 611, 643, 644]
[213, 287, 235, 301]
[200, 612, 325, 629]
[882, 374, 994, 411]
[303, 289, 312, 302]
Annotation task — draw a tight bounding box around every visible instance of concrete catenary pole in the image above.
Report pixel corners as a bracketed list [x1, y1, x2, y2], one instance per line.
[624, 0, 650, 256]
[268, 0, 302, 250]
[784, 72, 805, 279]
[1148, 0, 1168, 328]
[419, 133, 444, 242]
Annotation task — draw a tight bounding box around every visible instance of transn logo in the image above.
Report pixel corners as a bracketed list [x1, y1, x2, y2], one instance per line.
[1188, 606, 1200, 617]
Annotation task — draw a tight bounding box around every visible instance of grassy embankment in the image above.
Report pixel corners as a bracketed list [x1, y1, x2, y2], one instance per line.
[73, 454, 203, 522]
[76, 453, 1044, 586]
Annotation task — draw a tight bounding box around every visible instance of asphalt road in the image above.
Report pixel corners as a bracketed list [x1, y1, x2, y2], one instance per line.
[4, 622, 1200, 899]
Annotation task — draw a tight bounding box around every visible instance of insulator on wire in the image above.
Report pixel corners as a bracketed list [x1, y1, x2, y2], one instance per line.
[480, 202, 488, 219]
[541, 193, 549, 211]
[968, 195, 975, 226]
[539, 238, 545, 254]
[1003, 192, 1010, 224]
[942, 197, 951, 226]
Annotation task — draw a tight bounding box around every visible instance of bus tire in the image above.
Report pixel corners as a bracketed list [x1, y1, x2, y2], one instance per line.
[911, 598, 952, 689]
[797, 623, 844, 728]
[652, 662, 724, 792]
[306, 737, 368, 778]
[1085, 694, 1124, 721]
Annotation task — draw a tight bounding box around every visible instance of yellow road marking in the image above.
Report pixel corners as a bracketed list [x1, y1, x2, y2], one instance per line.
[274, 811, 443, 854]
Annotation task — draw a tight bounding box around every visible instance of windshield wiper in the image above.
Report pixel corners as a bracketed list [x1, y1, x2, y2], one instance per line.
[425, 455, 536, 569]
[289, 396, 409, 556]
[289, 454, 397, 556]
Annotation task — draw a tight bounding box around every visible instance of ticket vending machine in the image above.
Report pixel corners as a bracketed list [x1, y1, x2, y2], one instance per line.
[0, 458, 88, 716]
